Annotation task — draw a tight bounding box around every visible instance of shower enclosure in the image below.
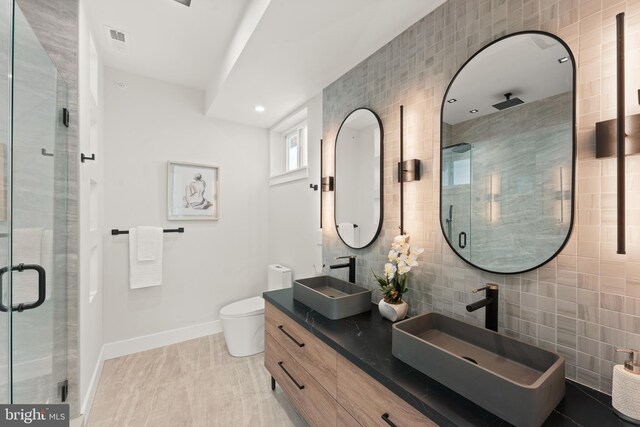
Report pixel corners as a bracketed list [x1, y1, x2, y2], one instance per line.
[441, 143, 472, 260]
[0, 1, 70, 405]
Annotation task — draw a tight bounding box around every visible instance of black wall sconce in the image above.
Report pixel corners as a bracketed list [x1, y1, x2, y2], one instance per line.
[595, 13, 639, 255]
[319, 138, 334, 229]
[397, 159, 421, 183]
[320, 138, 334, 193]
[398, 105, 422, 235]
[321, 176, 334, 192]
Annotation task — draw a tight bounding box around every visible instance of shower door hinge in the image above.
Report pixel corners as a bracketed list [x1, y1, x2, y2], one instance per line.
[62, 108, 70, 127]
[59, 379, 69, 402]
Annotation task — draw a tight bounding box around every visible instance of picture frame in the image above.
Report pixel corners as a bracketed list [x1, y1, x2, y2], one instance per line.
[167, 161, 219, 220]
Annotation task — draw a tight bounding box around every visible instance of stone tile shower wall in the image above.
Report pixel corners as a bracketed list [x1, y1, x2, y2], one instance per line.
[322, 0, 640, 394]
[447, 93, 572, 272]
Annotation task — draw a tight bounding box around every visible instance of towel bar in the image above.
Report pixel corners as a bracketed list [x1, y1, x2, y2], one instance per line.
[111, 227, 184, 236]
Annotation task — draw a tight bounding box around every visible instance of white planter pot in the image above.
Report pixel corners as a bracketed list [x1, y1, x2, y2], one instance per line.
[378, 299, 408, 322]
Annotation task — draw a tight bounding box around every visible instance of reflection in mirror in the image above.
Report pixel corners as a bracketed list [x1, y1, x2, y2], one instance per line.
[440, 32, 575, 274]
[335, 108, 383, 249]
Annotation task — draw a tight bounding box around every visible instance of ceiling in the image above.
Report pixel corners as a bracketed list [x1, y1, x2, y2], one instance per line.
[443, 33, 573, 125]
[85, 0, 253, 90]
[87, 0, 445, 128]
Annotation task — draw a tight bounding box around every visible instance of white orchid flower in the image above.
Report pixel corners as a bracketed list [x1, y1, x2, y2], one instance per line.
[397, 262, 411, 275]
[406, 256, 419, 267]
[400, 243, 410, 255]
[388, 249, 399, 262]
[384, 263, 397, 279]
[394, 235, 407, 244]
[410, 247, 424, 256]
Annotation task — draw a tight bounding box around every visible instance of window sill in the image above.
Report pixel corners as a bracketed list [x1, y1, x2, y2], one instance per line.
[269, 167, 309, 186]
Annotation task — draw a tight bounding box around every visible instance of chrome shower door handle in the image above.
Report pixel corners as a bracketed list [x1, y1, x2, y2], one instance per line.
[0, 263, 46, 312]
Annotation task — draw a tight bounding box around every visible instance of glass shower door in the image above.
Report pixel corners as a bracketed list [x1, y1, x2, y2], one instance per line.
[441, 144, 472, 260]
[0, 0, 13, 405]
[1, 3, 69, 405]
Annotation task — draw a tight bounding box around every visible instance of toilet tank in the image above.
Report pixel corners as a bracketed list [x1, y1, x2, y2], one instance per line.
[268, 264, 292, 291]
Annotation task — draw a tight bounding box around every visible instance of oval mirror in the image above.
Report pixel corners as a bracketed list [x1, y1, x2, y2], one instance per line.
[335, 108, 383, 249]
[440, 32, 575, 274]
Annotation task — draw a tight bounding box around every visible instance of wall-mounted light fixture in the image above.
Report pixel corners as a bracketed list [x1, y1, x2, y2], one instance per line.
[397, 159, 421, 183]
[319, 138, 334, 230]
[486, 173, 501, 224]
[594, 13, 640, 255]
[321, 176, 334, 192]
[556, 167, 571, 225]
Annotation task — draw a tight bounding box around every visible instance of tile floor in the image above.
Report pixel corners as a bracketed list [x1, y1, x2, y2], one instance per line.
[87, 333, 307, 427]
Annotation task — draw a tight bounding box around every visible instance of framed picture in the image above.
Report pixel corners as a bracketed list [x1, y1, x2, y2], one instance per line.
[167, 161, 219, 220]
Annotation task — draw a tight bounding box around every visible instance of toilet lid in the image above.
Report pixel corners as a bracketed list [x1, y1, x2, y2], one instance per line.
[220, 296, 265, 318]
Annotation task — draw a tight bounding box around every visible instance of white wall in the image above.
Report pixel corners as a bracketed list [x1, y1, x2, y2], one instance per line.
[102, 68, 269, 344]
[78, 0, 104, 415]
[267, 95, 322, 279]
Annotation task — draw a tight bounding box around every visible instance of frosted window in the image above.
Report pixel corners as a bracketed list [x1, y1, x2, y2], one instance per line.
[286, 132, 299, 171]
[453, 159, 470, 185]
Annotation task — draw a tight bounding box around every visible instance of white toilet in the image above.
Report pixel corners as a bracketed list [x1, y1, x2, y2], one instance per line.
[219, 264, 292, 357]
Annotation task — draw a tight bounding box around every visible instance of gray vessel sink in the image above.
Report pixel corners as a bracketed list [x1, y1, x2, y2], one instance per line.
[392, 313, 565, 427]
[293, 276, 371, 320]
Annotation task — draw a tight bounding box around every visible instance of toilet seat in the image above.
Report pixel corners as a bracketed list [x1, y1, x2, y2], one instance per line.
[219, 296, 264, 319]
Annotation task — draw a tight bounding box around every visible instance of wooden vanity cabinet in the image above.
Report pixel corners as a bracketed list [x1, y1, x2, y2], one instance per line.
[264, 302, 437, 427]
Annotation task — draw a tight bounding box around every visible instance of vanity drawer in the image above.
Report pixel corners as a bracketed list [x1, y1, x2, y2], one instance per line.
[265, 333, 337, 427]
[338, 404, 362, 427]
[337, 355, 437, 427]
[265, 302, 337, 398]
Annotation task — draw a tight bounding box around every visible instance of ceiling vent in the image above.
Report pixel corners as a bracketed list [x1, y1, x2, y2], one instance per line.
[104, 26, 130, 51]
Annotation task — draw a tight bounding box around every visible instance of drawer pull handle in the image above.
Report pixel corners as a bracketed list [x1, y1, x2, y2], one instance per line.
[381, 413, 398, 427]
[278, 361, 305, 390]
[278, 325, 305, 347]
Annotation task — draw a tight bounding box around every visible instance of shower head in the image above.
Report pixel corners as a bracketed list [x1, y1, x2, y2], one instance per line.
[447, 142, 472, 153]
[492, 92, 524, 110]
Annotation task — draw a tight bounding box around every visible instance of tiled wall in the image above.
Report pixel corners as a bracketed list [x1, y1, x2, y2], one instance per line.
[322, 0, 640, 394]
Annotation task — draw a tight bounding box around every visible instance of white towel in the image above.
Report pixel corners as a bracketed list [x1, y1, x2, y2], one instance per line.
[136, 226, 163, 261]
[11, 228, 43, 304]
[338, 223, 358, 247]
[129, 227, 163, 289]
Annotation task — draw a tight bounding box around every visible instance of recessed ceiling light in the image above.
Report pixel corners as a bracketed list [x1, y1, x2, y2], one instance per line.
[447, 98, 457, 103]
[558, 57, 569, 63]
[115, 80, 126, 89]
[469, 109, 478, 114]
[254, 105, 265, 113]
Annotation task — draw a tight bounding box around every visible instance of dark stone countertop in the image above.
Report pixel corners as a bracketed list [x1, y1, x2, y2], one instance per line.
[264, 288, 635, 427]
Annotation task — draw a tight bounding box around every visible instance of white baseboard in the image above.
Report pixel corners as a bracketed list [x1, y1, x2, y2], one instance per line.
[81, 346, 104, 417]
[102, 320, 222, 361]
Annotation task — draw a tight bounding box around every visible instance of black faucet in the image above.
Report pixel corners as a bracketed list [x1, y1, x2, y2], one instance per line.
[466, 284, 498, 332]
[329, 256, 356, 283]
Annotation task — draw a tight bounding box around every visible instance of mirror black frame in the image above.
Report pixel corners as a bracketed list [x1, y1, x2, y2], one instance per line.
[334, 107, 384, 250]
[438, 30, 577, 275]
